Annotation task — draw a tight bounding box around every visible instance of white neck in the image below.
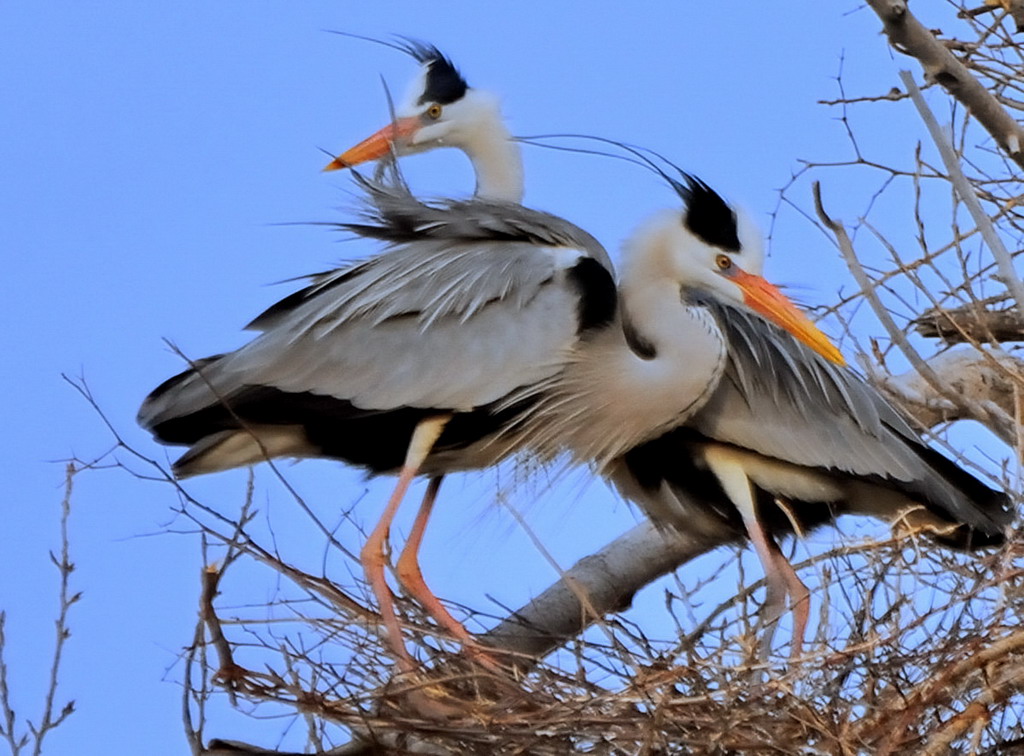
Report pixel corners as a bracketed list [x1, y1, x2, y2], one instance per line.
[615, 273, 726, 424]
[523, 216, 729, 467]
[465, 121, 524, 203]
[616, 213, 720, 371]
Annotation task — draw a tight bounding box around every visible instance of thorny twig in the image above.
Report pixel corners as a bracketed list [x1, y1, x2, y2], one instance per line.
[0, 464, 79, 756]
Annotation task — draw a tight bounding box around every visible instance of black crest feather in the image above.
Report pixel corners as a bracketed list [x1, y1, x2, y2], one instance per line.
[394, 38, 468, 106]
[324, 32, 469, 105]
[513, 134, 742, 253]
[676, 175, 741, 252]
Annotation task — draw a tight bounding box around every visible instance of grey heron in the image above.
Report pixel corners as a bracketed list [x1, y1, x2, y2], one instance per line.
[520, 166, 1011, 658]
[323, 39, 523, 204]
[138, 180, 615, 670]
[140, 43, 601, 671]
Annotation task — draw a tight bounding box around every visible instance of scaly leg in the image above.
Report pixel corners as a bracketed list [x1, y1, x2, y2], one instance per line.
[396, 476, 506, 672]
[395, 476, 476, 644]
[703, 448, 808, 661]
[361, 415, 450, 673]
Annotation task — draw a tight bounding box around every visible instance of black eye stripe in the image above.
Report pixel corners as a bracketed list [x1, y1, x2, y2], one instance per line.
[416, 50, 468, 106]
[677, 176, 742, 253]
[392, 39, 470, 106]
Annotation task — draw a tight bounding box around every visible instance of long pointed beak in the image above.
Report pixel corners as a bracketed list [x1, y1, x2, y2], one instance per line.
[730, 268, 846, 366]
[322, 116, 421, 172]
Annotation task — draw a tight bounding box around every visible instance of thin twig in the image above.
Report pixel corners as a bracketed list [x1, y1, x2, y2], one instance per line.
[29, 463, 79, 756]
[813, 181, 1017, 443]
[0, 615, 26, 755]
[898, 69, 1024, 313]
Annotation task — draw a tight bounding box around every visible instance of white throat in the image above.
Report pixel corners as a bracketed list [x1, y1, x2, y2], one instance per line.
[464, 118, 524, 203]
[520, 213, 731, 467]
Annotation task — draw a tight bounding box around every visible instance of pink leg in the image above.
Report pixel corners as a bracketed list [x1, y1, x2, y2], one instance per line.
[396, 477, 506, 672]
[770, 541, 810, 660]
[360, 416, 450, 673]
[395, 476, 475, 644]
[742, 515, 810, 660]
[741, 513, 791, 657]
[703, 449, 810, 661]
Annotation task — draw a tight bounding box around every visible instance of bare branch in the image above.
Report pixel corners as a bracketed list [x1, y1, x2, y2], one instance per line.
[866, 0, 1024, 169]
[482, 521, 736, 665]
[913, 300, 1024, 343]
[899, 69, 1024, 313]
[200, 565, 242, 691]
[30, 463, 79, 756]
[1, 464, 79, 756]
[0, 615, 27, 755]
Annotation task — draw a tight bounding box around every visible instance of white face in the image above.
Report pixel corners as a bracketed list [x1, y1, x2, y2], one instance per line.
[684, 205, 766, 298]
[621, 196, 846, 366]
[395, 82, 503, 155]
[627, 207, 762, 300]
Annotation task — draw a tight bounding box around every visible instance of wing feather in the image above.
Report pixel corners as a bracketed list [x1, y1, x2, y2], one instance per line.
[140, 173, 616, 430]
[693, 301, 916, 477]
[685, 301, 1010, 532]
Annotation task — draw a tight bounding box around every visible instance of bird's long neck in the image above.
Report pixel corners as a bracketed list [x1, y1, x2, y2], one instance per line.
[529, 221, 728, 468]
[617, 276, 722, 387]
[465, 118, 524, 203]
[589, 221, 729, 451]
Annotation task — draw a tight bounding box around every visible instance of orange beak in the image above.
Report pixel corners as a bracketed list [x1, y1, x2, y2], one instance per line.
[322, 116, 421, 172]
[729, 267, 846, 366]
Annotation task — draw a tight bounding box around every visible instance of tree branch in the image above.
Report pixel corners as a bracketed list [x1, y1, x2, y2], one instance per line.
[0, 465, 80, 756]
[866, 0, 1024, 170]
[30, 464, 79, 756]
[898, 69, 1024, 315]
[482, 520, 736, 665]
[913, 302, 1024, 343]
[873, 347, 1024, 431]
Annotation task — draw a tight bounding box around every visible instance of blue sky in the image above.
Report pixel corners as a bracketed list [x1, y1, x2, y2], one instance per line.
[1, 3, 981, 753]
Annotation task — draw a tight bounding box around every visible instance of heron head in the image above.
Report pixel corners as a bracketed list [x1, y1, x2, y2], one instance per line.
[323, 44, 506, 170]
[633, 175, 845, 366]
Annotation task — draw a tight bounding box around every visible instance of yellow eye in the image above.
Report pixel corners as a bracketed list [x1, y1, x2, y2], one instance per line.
[715, 254, 732, 271]
[426, 104, 442, 119]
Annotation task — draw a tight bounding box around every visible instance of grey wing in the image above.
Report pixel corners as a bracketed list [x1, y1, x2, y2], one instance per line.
[690, 301, 1008, 530]
[140, 237, 597, 429]
[259, 238, 583, 334]
[245, 242, 557, 335]
[692, 301, 918, 477]
[249, 173, 613, 333]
